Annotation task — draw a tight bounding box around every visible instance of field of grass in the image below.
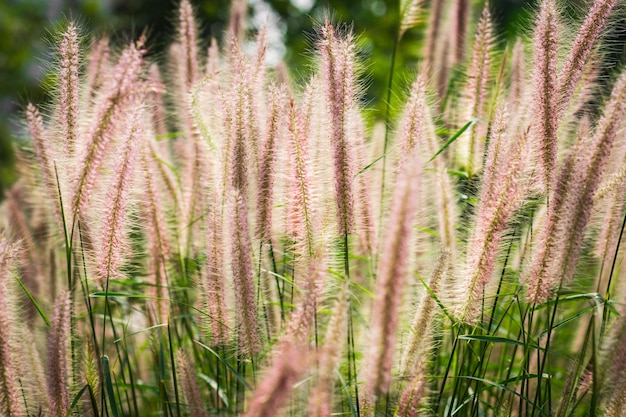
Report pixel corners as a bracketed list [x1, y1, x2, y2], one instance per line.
[1, 0, 626, 416]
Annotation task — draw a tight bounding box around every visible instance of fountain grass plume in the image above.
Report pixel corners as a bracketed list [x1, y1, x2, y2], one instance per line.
[57, 22, 80, 156]
[242, 344, 307, 417]
[206, 37, 220, 77]
[556, 71, 626, 284]
[396, 74, 458, 258]
[226, 41, 254, 198]
[365, 148, 422, 397]
[178, 0, 200, 89]
[458, 105, 530, 322]
[0, 239, 24, 417]
[318, 19, 359, 236]
[200, 192, 229, 345]
[558, 0, 621, 111]
[456, 4, 493, 176]
[142, 143, 172, 324]
[397, 362, 427, 417]
[283, 253, 325, 344]
[423, 0, 445, 72]
[397, 75, 427, 166]
[399, 0, 423, 40]
[96, 104, 144, 281]
[401, 248, 450, 375]
[86, 35, 110, 97]
[176, 349, 209, 417]
[26, 103, 63, 230]
[452, 0, 470, 64]
[531, 0, 560, 193]
[256, 85, 286, 241]
[229, 192, 260, 355]
[3, 188, 43, 292]
[47, 291, 71, 417]
[509, 38, 526, 106]
[353, 109, 377, 255]
[595, 171, 626, 267]
[526, 71, 626, 303]
[72, 39, 146, 219]
[228, 0, 247, 45]
[148, 64, 169, 139]
[308, 284, 349, 417]
[286, 94, 317, 259]
[600, 307, 626, 414]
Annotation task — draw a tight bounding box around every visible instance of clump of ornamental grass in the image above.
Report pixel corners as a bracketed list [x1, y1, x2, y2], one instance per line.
[1, 0, 626, 416]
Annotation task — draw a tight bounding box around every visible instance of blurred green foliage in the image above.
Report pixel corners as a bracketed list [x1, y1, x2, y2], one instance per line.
[3, 0, 621, 200]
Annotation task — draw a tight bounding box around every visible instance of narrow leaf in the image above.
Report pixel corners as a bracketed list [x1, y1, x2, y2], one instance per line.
[15, 276, 51, 327]
[101, 355, 121, 417]
[429, 118, 480, 162]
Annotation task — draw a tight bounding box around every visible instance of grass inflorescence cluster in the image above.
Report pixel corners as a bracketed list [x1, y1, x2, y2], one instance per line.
[1, 0, 626, 416]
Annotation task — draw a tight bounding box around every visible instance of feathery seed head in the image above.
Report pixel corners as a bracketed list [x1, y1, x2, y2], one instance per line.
[397, 75, 427, 164]
[243, 345, 307, 417]
[558, 0, 620, 110]
[86, 35, 110, 96]
[256, 85, 287, 241]
[525, 72, 626, 303]
[201, 194, 229, 344]
[401, 248, 450, 375]
[96, 104, 144, 282]
[452, 0, 470, 63]
[47, 291, 71, 417]
[456, 4, 493, 176]
[228, 0, 247, 45]
[509, 38, 526, 106]
[176, 349, 209, 417]
[284, 255, 325, 345]
[178, 0, 200, 89]
[72, 40, 146, 218]
[307, 283, 349, 417]
[459, 107, 530, 322]
[318, 19, 360, 236]
[399, 0, 423, 40]
[229, 192, 260, 355]
[423, 0, 445, 72]
[530, 0, 560, 192]
[0, 239, 24, 417]
[26, 104, 64, 230]
[58, 22, 80, 156]
[366, 150, 422, 396]
[397, 364, 427, 417]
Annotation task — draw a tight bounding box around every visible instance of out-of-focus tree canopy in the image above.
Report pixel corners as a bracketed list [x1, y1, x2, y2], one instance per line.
[2, 0, 623, 199]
